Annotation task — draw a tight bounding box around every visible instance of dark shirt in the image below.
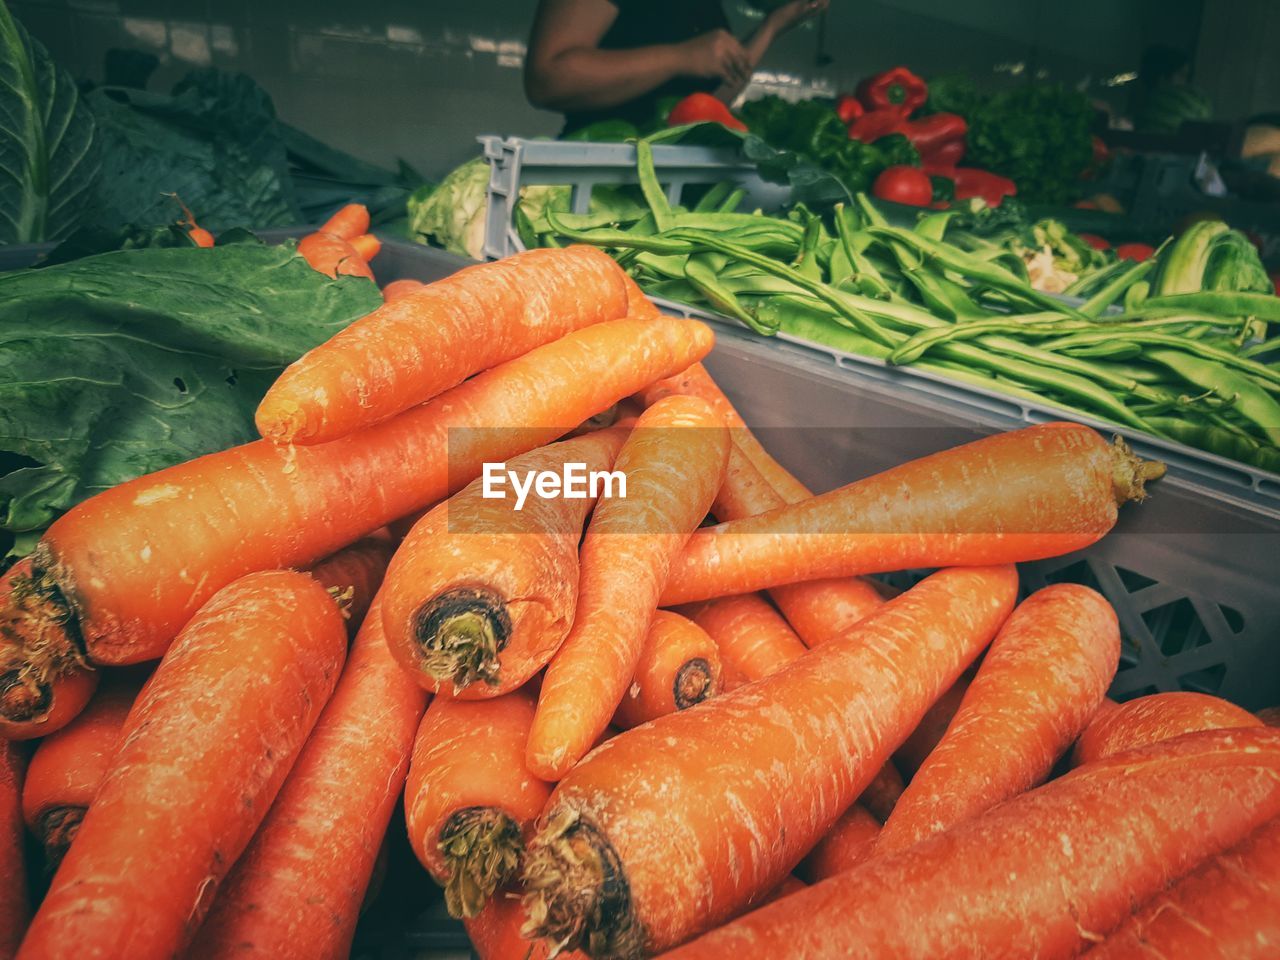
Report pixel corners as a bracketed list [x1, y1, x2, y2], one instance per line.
[560, 0, 729, 135]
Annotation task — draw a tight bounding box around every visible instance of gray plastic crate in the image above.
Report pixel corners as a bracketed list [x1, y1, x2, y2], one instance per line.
[478, 135, 790, 260]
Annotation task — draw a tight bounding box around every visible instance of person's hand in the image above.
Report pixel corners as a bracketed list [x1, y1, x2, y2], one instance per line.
[765, 0, 829, 36]
[680, 29, 752, 88]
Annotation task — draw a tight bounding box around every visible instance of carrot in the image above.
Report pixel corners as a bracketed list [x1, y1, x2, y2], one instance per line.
[191, 596, 428, 960]
[893, 666, 974, 779]
[876, 584, 1119, 856]
[319, 203, 371, 241]
[858, 761, 905, 823]
[1086, 815, 1280, 959]
[17, 570, 347, 959]
[619, 270, 661, 320]
[382, 428, 627, 700]
[21, 676, 139, 873]
[467, 893, 588, 960]
[1261, 706, 1280, 728]
[796, 804, 879, 883]
[381, 278, 426, 303]
[661, 424, 1164, 605]
[348, 233, 381, 262]
[298, 231, 375, 280]
[691, 593, 806, 690]
[660, 727, 1280, 960]
[404, 688, 551, 919]
[1, 740, 28, 959]
[0, 557, 98, 740]
[171, 195, 214, 249]
[1072, 691, 1263, 767]
[520, 565, 1018, 956]
[257, 245, 629, 445]
[188, 227, 214, 248]
[7, 315, 711, 669]
[308, 532, 396, 637]
[613, 612, 723, 730]
[527, 397, 730, 779]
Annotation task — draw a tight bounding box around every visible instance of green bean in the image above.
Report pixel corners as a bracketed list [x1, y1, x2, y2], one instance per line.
[833, 205, 892, 298]
[1145, 417, 1280, 472]
[718, 186, 747, 213]
[643, 278, 702, 303]
[794, 216, 824, 281]
[670, 212, 804, 235]
[756, 299, 895, 361]
[684, 253, 776, 335]
[854, 193, 889, 228]
[1123, 280, 1150, 312]
[1079, 258, 1153, 318]
[867, 226, 1088, 319]
[1144, 291, 1280, 322]
[1144, 348, 1280, 444]
[899, 268, 988, 322]
[692, 181, 734, 213]
[1063, 257, 1131, 298]
[1058, 341, 1144, 362]
[1242, 335, 1280, 359]
[635, 138, 674, 231]
[1038, 330, 1280, 389]
[545, 213, 693, 254]
[632, 251, 691, 279]
[913, 211, 954, 242]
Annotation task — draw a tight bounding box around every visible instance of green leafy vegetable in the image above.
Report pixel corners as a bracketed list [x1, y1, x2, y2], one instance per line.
[0, 241, 381, 555]
[408, 156, 489, 259]
[0, 1, 100, 243]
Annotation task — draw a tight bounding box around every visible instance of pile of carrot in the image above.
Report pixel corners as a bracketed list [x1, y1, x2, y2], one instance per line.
[4, 226, 1278, 960]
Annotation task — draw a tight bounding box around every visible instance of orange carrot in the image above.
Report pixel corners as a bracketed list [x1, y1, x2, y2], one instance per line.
[308, 532, 396, 637]
[187, 227, 214, 248]
[1, 740, 28, 959]
[319, 203, 371, 241]
[619, 270, 661, 319]
[382, 428, 627, 700]
[659, 727, 1280, 960]
[466, 893, 587, 960]
[298, 231, 375, 280]
[0, 557, 98, 740]
[8, 315, 711, 669]
[613, 612, 723, 729]
[348, 233, 381, 262]
[692, 594, 806, 690]
[1261, 706, 1280, 728]
[381, 278, 426, 303]
[404, 688, 551, 918]
[1072, 691, 1262, 767]
[661, 424, 1164, 606]
[521, 566, 1018, 956]
[257, 245, 629, 445]
[858, 761, 905, 823]
[797, 804, 880, 883]
[877, 584, 1119, 856]
[893, 667, 974, 779]
[527, 397, 730, 779]
[191, 596, 428, 959]
[22, 676, 140, 873]
[17, 570, 347, 959]
[1086, 814, 1280, 960]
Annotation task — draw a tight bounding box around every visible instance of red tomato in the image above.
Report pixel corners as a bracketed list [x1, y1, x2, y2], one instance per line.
[1270, 271, 1280, 296]
[872, 166, 933, 207]
[1078, 233, 1110, 251]
[1115, 243, 1156, 262]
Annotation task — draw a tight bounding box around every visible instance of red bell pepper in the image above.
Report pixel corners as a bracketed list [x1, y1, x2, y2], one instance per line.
[667, 92, 747, 132]
[835, 94, 864, 125]
[952, 167, 1017, 207]
[900, 113, 967, 164]
[848, 107, 908, 143]
[856, 67, 928, 113]
[1116, 243, 1156, 263]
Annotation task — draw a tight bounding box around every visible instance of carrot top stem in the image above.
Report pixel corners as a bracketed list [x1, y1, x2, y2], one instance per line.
[414, 588, 512, 688]
[1110, 435, 1166, 504]
[673, 659, 715, 710]
[439, 806, 523, 919]
[523, 808, 640, 960]
[1, 569, 87, 723]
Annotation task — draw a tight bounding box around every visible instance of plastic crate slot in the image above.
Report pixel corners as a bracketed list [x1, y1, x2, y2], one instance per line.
[1038, 559, 1102, 593]
[1176, 662, 1228, 697]
[1115, 567, 1158, 593]
[1219, 603, 1245, 634]
[1142, 597, 1212, 657]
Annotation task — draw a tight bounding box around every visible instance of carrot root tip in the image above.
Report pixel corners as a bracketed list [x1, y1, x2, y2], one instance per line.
[521, 808, 641, 960]
[1110, 435, 1166, 504]
[412, 588, 511, 689]
[34, 804, 86, 876]
[438, 806, 523, 919]
[0, 564, 89, 724]
[673, 658, 716, 710]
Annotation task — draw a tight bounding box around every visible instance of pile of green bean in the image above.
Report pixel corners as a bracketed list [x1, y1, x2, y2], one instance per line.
[525, 142, 1280, 473]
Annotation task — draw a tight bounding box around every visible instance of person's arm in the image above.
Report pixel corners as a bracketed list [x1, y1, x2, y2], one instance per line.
[714, 0, 830, 103]
[525, 0, 750, 113]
